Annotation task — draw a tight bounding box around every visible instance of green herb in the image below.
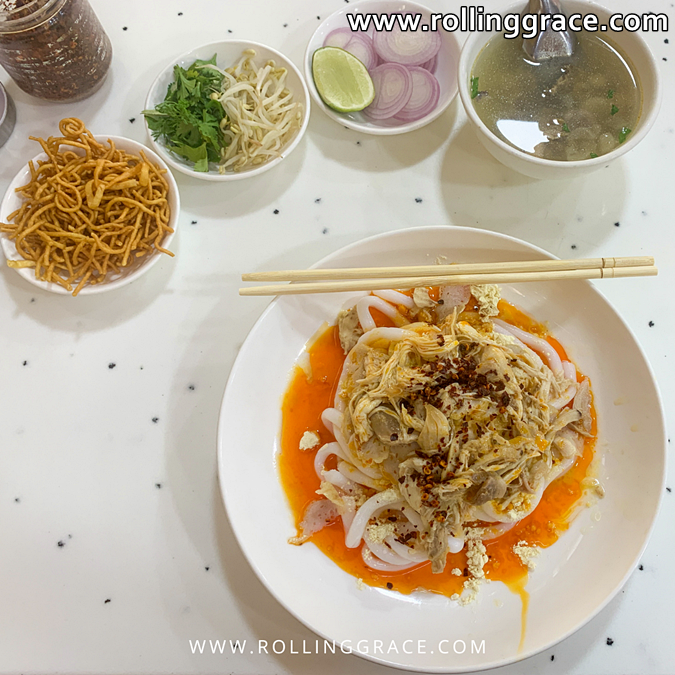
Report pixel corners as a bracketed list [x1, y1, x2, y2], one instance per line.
[608, 89, 614, 99]
[562, 122, 570, 133]
[619, 126, 632, 144]
[611, 104, 619, 116]
[470, 77, 479, 99]
[590, 152, 598, 158]
[142, 55, 227, 172]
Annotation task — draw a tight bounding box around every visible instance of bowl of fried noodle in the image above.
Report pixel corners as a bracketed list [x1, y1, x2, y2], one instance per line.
[0, 118, 179, 296]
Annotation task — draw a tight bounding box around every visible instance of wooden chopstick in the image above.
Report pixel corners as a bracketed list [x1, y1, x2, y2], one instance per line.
[239, 265, 658, 296]
[241, 256, 654, 283]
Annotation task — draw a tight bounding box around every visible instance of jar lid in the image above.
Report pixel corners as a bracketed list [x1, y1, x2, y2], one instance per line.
[0, 81, 16, 148]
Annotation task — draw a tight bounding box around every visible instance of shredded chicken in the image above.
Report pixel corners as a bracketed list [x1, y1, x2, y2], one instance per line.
[332, 286, 587, 573]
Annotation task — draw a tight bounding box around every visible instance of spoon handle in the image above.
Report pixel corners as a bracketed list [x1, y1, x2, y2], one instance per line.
[528, 0, 565, 14]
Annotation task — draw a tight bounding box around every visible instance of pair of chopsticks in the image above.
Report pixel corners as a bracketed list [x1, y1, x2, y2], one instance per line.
[239, 256, 657, 296]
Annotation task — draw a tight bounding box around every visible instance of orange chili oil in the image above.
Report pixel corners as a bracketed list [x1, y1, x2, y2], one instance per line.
[278, 297, 597, 598]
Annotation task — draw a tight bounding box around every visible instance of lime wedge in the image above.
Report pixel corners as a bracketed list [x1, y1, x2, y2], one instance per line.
[312, 47, 375, 113]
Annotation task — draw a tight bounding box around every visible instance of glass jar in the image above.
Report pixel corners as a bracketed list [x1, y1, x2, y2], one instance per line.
[0, 0, 112, 102]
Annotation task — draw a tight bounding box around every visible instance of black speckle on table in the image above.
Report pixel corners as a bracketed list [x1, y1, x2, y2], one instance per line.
[68, 534, 72, 539]
[315, 198, 322, 203]
[666, 39, 670, 44]
[152, 417, 159, 423]
[122, 26, 128, 31]
[571, 244, 577, 250]
[108, 363, 116, 369]
[205, 566, 210, 571]
[155, 483, 162, 489]
[664, 58, 668, 61]
[178, 12, 183, 16]
[577, 216, 583, 222]
[551, 655, 555, 661]
[14, 497, 20, 503]
[57, 540, 65, 548]
[667, 487, 671, 493]
[129, 118, 135, 124]
[356, 141, 361, 145]
[322, 228, 329, 235]
[606, 638, 614, 646]
[140, 366, 144, 370]
[614, 222, 620, 227]
[283, 23, 288, 27]
[317, 15, 321, 19]
[642, 211, 648, 216]
[649, 321, 655, 327]
[639, 564, 644, 570]
[22, 360, 27, 366]
[104, 598, 111, 604]
[415, 197, 423, 203]
[386, 582, 393, 589]
[273, 209, 279, 215]
[188, 384, 195, 391]
[191, 220, 197, 225]
[227, 29, 232, 34]
[30, 297, 36, 303]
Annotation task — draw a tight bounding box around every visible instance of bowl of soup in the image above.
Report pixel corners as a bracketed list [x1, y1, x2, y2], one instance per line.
[458, 0, 662, 179]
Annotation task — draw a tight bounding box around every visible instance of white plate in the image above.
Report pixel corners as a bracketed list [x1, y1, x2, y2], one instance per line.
[217, 226, 666, 672]
[0, 136, 179, 296]
[304, 0, 461, 136]
[144, 40, 310, 181]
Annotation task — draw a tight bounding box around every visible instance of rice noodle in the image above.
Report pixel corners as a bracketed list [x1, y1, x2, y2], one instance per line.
[295, 286, 594, 583]
[493, 318, 564, 375]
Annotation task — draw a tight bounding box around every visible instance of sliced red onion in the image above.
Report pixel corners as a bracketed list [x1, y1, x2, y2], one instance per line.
[421, 53, 438, 74]
[363, 63, 412, 120]
[343, 33, 377, 71]
[324, 28, 354, 49]
[373, 18, 442, 66]
[323, 30, 377, 70]
[393, 66, 440, 122]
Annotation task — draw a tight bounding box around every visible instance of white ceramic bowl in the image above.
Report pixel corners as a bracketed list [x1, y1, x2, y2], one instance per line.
[0, 136, 179, 296]
[305, 0, 461, 135]
[218, 226, 666, 672]
[458, 0, 662, 180]
[144, 40, 310, 181]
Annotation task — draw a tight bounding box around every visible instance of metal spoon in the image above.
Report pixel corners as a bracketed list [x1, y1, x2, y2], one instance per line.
[522, 0, 576, 61]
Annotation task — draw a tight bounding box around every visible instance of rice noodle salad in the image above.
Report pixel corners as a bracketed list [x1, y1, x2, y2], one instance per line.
[214, 50, 303, 172]
[285, 284, 598, 602]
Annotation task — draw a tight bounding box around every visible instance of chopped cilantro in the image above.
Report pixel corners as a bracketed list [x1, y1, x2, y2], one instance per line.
[608, 89, 614, 99]
[590, 152, 598, 158]
[470, 77, 479, 99]
[562, 122, 570, 133]
[142, 55, 227, 172]
[619, 127, 632, 144]
[611, 104, 619, 115]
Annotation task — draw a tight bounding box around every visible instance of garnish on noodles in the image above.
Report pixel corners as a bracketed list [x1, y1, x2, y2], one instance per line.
[282, 284, 599, 603]
[0, 118, 173, 296]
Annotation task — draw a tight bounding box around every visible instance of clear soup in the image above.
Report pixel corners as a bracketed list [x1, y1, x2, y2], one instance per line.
[471, 32, 642, 161]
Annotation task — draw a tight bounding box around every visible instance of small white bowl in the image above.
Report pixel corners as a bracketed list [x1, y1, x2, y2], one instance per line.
[458, 0, 662, 180]
[305, 0, 461, 136]
[0, 136, 180, 296]
[144, 40, 310, 181]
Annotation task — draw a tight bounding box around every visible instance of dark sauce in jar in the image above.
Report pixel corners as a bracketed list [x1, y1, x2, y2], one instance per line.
[0, 0, 112, 102]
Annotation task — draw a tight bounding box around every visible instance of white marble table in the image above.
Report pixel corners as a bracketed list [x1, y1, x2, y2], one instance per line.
[0, 0, 672, 673]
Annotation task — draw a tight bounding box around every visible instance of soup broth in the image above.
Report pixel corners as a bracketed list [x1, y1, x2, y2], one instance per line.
[471, 33, 642, 161]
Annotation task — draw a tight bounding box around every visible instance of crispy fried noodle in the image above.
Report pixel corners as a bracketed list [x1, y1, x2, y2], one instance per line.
[1, 118, 173, 296]
[291, 285, 594, 583]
